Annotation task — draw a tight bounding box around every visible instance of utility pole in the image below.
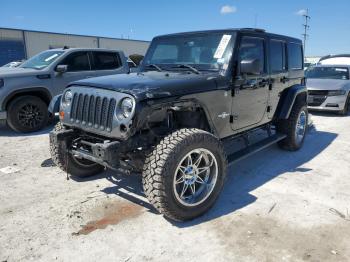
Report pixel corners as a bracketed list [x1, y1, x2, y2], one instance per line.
[302, 9, 311, 55]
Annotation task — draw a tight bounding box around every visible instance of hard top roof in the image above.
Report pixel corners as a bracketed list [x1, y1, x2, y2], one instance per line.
[155, 28, 302, 43]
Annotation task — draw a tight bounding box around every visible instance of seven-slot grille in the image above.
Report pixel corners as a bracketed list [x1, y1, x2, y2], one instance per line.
[69, 92, 117, 131]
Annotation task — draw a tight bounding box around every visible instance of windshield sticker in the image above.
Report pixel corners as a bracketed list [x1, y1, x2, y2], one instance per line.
[45, 54, 59, 62]
[335, 68, 347, 72]
[214, 35, 232, 59]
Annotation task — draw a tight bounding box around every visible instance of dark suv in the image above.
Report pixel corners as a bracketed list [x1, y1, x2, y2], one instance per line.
[50, 28, 307, 221]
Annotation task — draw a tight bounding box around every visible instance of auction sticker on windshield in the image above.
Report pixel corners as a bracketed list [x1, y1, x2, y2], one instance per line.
[214, 35, 232, 59]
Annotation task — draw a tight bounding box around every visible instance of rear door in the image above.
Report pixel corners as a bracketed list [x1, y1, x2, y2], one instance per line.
[231, 35, 270, 130]
[267, 39, 289, 118]
[91, 51, 126, 77]
[52, 51, 94, 95]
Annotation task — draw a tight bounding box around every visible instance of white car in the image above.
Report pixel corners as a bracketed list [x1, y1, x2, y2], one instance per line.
[306, 65, 350, 115]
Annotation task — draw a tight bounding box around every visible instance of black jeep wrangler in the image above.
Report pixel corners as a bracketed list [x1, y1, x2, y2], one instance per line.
[50, 28, 308, 221]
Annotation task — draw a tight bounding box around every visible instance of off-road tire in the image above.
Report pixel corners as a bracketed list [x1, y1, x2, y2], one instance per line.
[7, 95, 48, 133]
[50, 122, 104, 178]
[142, 128, 227, 221]
[277, 98, 308, 151]
[338, 93, 350, 116]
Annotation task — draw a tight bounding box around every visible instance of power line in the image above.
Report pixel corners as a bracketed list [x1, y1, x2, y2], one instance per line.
[302, 9, 311, 56]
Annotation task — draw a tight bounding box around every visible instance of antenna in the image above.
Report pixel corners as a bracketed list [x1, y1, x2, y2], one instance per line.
[302, 9, 311, 55]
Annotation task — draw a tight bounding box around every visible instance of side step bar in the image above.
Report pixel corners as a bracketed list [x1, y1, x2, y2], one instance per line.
[227, 133, 287, 165]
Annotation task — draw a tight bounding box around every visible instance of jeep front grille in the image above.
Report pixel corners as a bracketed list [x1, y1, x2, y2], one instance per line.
[70, 93, 117, 132]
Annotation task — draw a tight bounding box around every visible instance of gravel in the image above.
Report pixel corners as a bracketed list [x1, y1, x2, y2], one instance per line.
[0, 112, 349, 262]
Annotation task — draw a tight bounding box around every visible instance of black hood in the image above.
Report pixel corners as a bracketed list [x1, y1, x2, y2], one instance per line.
[70, 71, 220, 101]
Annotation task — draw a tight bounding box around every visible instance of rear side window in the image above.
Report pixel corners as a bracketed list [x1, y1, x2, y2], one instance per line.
[93, 52, 121, 70]
[239, 37, 265, 73]
[270, 40, 286, 72]
[59, 51, 90, 72]
[287, 43, 303, 70]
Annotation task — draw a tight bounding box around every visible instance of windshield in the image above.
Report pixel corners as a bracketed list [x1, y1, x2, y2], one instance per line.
[142, 32, 236, 74]
[306, 66, 349, 80]
[20, 50, 64, 70]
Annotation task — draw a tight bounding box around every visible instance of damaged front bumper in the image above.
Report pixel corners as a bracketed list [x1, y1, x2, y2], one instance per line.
[50, 128, 123, 170]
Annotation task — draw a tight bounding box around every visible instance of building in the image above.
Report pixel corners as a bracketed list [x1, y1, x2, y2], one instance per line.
[0, 27, 150, 66]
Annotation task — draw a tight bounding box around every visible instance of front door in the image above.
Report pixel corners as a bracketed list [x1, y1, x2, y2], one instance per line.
[52, 51, 95, 96]
[231, 36, 269, 130]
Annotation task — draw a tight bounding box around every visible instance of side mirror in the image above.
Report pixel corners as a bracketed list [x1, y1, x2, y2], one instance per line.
[240, 59, 262, 75]
[56, 65, 68, 73]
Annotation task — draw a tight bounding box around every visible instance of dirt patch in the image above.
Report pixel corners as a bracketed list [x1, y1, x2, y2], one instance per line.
[73, 201, 143, 235]
[211, 214, 350, 262]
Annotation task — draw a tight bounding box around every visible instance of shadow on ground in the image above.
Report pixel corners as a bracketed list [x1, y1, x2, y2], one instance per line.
[67, 127, 337, 226]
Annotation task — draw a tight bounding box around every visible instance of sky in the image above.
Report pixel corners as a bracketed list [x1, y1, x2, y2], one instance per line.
[0, 0, 349, 56]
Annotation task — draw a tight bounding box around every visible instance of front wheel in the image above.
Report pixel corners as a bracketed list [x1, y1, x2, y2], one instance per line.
[142, 128, 227, 221]
[338, 93, 350, 116]
[277, 98, 308, 151]
[7, 95, 49, 133]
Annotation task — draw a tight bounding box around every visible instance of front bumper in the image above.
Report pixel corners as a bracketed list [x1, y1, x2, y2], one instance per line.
[0, 111, 7, 120]
[49, 128, 122, 170]
[307, 94, 347, 111]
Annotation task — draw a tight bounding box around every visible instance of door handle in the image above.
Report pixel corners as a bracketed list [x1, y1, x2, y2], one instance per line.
[86, 76, 94, 78]
[280, 76, 289, 84]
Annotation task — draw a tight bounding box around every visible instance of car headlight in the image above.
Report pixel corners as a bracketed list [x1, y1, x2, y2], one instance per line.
[62, 90, 73, 104]
[0, 79, 4, 88]
[328, 90, 346, 96]
[120, 97, 135, 118]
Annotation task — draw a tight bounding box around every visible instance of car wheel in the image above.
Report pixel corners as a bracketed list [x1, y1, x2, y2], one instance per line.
[7, 95, 49, 133]
[142, 128, 227, 221]
[50, 122, 104, 178]
[277, 98, 308, 151]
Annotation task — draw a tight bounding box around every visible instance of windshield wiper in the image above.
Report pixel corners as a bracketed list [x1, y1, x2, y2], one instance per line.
[172, 64, 201, 74]
[145, 64, 163, 72]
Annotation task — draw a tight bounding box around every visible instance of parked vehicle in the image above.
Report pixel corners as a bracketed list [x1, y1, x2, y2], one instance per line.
[50, 28, 308, 221]
[0, 48, 129, 132]
[1, 60, 25, 68]
[318, 54, 350, 66]
[306, 65, 350, 115]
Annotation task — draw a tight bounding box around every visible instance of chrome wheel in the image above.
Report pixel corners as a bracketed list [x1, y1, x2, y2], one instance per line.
[173, 148, 218, 207]
[295, 110, 307, 144]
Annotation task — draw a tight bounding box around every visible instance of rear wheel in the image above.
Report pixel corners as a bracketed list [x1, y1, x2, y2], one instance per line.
[142, 128, 227, 221]
[277, 98, 308, 151]
[50, 122, 104, 178]
[7, 96, 48, 133]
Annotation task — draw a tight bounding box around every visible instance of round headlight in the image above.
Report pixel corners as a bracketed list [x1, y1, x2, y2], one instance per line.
[121, 97, 135, 118]
[63, 90, 73, 104]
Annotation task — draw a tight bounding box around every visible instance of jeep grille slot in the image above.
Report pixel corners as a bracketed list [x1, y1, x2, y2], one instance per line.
[69, 93, 116, 132]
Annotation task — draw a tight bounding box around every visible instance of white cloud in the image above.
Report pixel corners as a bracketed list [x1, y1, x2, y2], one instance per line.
[296, 9, 307, 16]
[220, 5, 237, 15]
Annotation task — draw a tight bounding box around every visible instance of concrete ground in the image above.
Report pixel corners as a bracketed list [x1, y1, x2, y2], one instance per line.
[0, 112, 349, 262]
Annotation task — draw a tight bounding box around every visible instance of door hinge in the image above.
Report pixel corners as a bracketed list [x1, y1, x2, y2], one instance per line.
[267, 106, 271, 113]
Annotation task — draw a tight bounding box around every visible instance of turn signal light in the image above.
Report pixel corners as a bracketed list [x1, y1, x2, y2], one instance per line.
[59, 111, 65, 119]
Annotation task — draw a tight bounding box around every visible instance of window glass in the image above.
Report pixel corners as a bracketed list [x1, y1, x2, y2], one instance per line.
[59, 52, 90, 72]
[142, 33, 236, 73]
[21, 50, 64, 70]
[288, 43, 303, 70]
[306, 67, 349, 80]
[270, 40, 285, 72]
[93, 52, 121, 70]
[239, 37, 265, 73]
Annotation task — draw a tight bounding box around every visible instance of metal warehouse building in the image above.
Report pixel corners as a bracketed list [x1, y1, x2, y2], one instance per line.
[0, 27, 150, 66]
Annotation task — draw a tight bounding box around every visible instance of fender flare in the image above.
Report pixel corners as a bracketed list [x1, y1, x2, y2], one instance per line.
[277, 84, 307, 119]
[2, 87, 52, 111]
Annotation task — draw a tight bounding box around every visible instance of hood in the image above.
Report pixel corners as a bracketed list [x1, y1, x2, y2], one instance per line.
[70, 71, 220, 100]
[306, 78, 350, 91]
[0, 67, 42, 78]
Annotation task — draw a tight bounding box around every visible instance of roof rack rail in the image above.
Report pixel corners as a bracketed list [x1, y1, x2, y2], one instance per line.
[241, 28, 266, 33]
